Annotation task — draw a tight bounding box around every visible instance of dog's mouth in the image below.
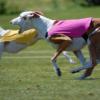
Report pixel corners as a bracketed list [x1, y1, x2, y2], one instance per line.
[18, 28, 21, 34]
[18, 28, 28, 34]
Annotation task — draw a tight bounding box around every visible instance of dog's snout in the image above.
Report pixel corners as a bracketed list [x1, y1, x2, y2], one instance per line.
[10, 20, 12, 24]
[10, 19, 18, 25]
[10, 17, 20, 25]
[10, 19, 15, 24]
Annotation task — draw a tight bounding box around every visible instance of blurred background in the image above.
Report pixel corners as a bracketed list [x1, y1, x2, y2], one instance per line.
[0, 0, 100, 28]
[0, 0, 100, 14]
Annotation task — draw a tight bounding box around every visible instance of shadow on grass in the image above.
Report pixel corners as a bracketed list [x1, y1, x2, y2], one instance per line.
[74, 77, 100, 81]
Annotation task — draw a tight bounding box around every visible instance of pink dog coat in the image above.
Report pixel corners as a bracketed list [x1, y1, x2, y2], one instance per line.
[48, 18, 92, 38]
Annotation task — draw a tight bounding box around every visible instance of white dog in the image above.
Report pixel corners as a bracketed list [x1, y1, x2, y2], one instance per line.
[11, 11, 87, 77]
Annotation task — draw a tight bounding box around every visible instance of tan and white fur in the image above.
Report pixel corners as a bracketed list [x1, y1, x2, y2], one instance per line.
[11, 11, 87, 77]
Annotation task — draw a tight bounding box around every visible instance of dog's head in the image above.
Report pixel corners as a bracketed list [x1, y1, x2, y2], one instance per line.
[11, 11, 43, 32]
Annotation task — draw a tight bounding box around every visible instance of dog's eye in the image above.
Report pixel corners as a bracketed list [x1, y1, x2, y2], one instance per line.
[22, 16, 27, 20]
[30, 13, 33, 15]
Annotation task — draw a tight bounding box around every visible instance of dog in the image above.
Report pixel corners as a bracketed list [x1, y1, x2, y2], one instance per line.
[11, 11, 88, 77]
[70, 18, 100, 79]
[48, 18, 100, 79]
[0, 27, 38, 55]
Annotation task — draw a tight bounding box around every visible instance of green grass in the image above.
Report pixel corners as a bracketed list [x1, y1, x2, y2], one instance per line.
[0, 5, 100, 100]
[0, 41, 100, 100]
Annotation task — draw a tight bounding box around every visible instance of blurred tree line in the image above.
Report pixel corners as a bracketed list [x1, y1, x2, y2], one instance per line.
[0, 0, 100, 15]
[85, 0, 100, 6]
[72, 0, 100, 6]
[0, 0, 22, 14]
[0, 0, 6, 14]
[51, 0, 100, 7]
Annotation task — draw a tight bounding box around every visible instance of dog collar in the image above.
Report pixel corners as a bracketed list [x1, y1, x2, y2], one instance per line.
[45, 20, 59, 39]
[45, 32, 48, 39]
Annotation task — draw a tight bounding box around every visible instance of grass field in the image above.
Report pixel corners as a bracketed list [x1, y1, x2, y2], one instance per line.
[0, 4, 100, 100]
[0, 40, 100, 100]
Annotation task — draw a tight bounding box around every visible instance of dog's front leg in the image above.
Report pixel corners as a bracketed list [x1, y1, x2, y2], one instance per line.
[51, 58, 61, 76]
[49, 34, 72, 76]
[70, 50, 87, 73]
[73, 50, 86, 65]
[51, 44, 70, 76]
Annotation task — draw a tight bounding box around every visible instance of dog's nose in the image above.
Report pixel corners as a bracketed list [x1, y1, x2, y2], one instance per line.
[10, 20, 16, 25]
[10, 21, 12, 24]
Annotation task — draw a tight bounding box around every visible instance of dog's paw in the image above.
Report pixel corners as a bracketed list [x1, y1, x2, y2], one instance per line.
[77, 74, 91, 80]
[56, 68, 62, 77]
[70, 68, 81, 73]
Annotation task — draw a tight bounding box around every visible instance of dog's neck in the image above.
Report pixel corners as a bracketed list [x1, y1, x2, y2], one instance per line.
[31, 15, 55, 39]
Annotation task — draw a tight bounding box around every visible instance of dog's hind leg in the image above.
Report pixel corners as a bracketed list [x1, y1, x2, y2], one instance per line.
[77, 65, 94, 80]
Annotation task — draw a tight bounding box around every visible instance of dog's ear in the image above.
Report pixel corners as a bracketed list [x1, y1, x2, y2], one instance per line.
[31, 11, 43, 18]
[27, 13, 39, 19]
[34, 11, 43, 15]
[27, 11, 43, 19]
[32, 12, 40, 18]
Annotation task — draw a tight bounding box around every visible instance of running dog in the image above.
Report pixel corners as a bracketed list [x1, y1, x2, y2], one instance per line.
[11, 11, 90, 78]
